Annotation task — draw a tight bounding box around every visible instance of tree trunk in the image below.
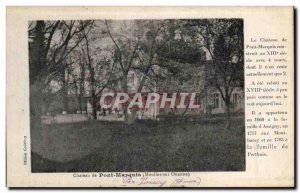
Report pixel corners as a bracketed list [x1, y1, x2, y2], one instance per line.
[29, 21, 47, 147]
[89, 68, 97, 119]
[73, 81, 82, 112]
[127, 74, 148, 123]
[61, 68, 69, 113]
[79, 63, 85, 112]
[127, 111, 137, 124]
[78, 94, 83, 112]
[225, 97, 231, 130]
[84, 35, 97, 120]
[121, 74, 131, 123]
[91, 88, 97, 119]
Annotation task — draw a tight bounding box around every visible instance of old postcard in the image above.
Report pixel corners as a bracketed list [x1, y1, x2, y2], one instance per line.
[6, 6, 294, 187]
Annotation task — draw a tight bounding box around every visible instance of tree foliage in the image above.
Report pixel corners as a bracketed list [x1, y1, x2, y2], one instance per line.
[29, 19, 244, 125]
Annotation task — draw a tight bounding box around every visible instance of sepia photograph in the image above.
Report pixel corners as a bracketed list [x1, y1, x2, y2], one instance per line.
[6, 5, 295, 188]
[28, 19, 245, 173]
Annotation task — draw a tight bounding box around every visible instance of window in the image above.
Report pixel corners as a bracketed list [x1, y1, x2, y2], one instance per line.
[213, 93, 219, 108]
[232, 93, 239, 104]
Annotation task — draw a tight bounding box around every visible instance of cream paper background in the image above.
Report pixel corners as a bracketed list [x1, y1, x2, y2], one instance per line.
[6, 6, 294, 187]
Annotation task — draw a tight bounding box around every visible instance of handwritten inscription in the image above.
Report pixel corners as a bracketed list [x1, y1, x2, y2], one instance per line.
[72, 172, 202, 187]
[122, 176, 201, 187]
[170, 177, 201, 186]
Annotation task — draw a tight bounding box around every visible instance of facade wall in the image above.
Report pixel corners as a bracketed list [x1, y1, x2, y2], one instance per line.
[206, 87, 244, 115]
[90, 63, 244, 120]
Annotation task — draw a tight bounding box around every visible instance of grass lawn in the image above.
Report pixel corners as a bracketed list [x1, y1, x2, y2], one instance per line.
[31, 116, 245, 172]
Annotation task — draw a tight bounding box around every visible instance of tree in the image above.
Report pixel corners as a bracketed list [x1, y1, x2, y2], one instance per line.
[77, 21, 119, 119]
[105, 20, 207, 122]
[187, 19, 244, 126]
[70, 49, 87, 112]
[105, 20, 141, 122]
[29, 20, 94, 141]
[63, 50, 85, 112]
